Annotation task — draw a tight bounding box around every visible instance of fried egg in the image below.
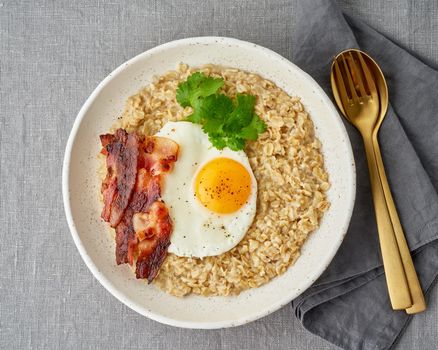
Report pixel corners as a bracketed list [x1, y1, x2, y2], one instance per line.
[155, 121, 257, 258]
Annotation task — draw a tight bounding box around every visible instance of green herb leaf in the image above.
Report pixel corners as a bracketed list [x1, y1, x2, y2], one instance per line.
[239, 114, 267, 140]
[176, 72, 267, 150]
[208, 132, 227, 150]
[224, 135, 246, 151]
[224, 94, 256, 133]
[176, 72, 224, 107]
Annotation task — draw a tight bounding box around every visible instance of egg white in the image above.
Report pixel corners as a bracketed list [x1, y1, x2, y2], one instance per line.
[155, 121, 257, 258]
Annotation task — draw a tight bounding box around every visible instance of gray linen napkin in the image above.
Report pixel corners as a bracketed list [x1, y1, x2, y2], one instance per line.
[289, 1, 438, 349]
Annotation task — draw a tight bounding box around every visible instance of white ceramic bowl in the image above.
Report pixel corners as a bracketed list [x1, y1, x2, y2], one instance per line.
[62, 37, 355, 329]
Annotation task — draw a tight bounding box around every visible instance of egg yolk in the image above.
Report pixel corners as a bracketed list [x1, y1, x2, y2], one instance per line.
[194, 158, 252, 214]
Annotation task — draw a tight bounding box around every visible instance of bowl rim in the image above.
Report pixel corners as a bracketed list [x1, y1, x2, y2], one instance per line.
[62, 36, 356, 329]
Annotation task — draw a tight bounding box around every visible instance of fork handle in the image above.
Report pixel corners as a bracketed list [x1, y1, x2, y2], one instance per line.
[362, 132, 412, 309]
[372, 132, 426, 314]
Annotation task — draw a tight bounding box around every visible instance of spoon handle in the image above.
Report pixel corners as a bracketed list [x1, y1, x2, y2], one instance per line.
[362, 132, 412, 310]
[372, 132, 427, 314]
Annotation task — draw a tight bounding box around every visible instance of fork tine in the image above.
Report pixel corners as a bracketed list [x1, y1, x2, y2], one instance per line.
[333, 58, 351, 107]
[340, 53, 359, 101]
[357, 52, 377, 99]
[348, 52, 367, 97]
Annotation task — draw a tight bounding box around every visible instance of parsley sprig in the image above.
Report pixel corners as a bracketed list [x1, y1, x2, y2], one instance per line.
[176, 72, 267, 151]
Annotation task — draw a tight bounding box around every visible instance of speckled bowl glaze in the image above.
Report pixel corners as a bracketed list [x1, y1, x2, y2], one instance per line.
[62, 37, 356, 329]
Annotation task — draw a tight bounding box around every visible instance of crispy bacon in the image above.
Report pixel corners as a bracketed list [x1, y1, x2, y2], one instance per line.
[115, 169, 161, 265]
[100, 129, 139, 228]
[100, 133, 115, 153]
[142, 136, 179, 176]
[100, 129, 179, 282]
[134, 201, 172, 282]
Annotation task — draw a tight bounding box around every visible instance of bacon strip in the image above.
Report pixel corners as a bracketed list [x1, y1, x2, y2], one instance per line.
[115, 169, 161, 265]
[134, 201, 172, 282]
[100, 129, 139, 228]
[100, 129, 179, 282]
[142, 136, 179, 176]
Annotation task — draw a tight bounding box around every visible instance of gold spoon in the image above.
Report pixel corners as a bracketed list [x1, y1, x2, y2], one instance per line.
[331, 49, 426, 313]
[331, 49, 411, 310]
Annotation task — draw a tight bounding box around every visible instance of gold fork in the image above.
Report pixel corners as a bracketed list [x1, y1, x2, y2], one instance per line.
[331, 50, 412, 310]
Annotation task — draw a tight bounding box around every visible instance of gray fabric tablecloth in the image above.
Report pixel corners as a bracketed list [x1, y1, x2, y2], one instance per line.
[1, 1, 437, 349]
